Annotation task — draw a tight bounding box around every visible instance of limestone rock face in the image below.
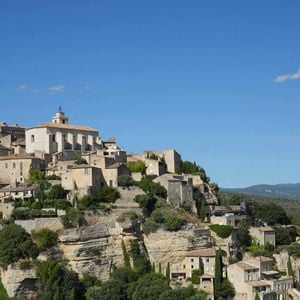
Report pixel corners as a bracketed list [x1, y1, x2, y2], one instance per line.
[1, 263, 38, 299]
[59, 220, 136, 281]
[144, 228, 201, 272]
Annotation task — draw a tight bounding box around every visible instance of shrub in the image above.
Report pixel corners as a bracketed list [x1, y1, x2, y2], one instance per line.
[138, 177, 167, 199]
[61, 208, 85, 228]
[117, 211, 138, 222]
[163, 212, 183, 231]
[93, 186, 120, 203]
[134, 194, 157, 216]
[118, 175, 135, 187]
[47, 184, 68, 199]
[27, 168, 45, 183]
[19, 260, 33, 270]
[32, 228, 58, 251]
[209, 224, 233, 238]
[45, 174, 61, 180]
[74, 157, 88, 165]
[143, 218, 160, 235]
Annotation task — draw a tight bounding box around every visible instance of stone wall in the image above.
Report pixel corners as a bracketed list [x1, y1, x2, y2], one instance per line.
[15, 217, 63, 233]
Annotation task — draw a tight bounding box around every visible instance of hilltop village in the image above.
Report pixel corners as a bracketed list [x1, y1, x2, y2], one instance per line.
[0, 109, 300, 300]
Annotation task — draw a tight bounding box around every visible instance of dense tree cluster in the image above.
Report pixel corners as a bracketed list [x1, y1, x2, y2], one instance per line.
[176, 161, 210, 183]
[254, 202, 290, 225]
[0, 223, 39, 269]
[209, 224, 233, 238]
[127, 161, 147, 174]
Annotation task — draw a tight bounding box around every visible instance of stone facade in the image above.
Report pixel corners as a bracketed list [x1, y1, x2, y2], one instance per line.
[0, 154, 45, 184]
[154, 174, 194, 209]
[26, 110, 100, 157]
[249, 227, 276, 246]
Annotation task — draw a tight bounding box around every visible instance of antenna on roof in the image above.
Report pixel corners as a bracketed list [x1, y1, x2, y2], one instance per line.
[58, 105, 63, 113]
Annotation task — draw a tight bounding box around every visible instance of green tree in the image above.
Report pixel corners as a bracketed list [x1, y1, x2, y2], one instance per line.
[118, 175, 135, 187]
[209, 224, 233, 238]
[61, 208, 85, 228]
[219, 278, 235, 299]
[130, 240, 151, 275]
[199, 200, 206, 222]
[27, 168, 45, 183]
[36, 260, 84, 300]
[129, 273, 170, 300]
[143, 217, 160, 235]
[47, 184, 68, 199]
[159, 262, 162, 274]
[254, 202, 290, 225]
[237, 223, 252, 248]
[138, 177, 167, 199]
[0, 223, 39, 269]
[255, 293, 260, 300]
[134, 194, 157, 216]
[165, 262, 170, 286]
[191, 269, 201, 284]
[122, 240, 131, 268]
[287, 256, 294, 277]
[214, 249, 223, 299]
[93, 186, 120, 203]
[32, 228, 58, 251]
[274, 226, 292, 245]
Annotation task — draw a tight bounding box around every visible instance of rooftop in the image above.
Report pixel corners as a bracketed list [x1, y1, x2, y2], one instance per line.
[27, 122, 98, 132]
[236, 262, 259, 270]
[186, 248, 216, 257]
[246, 281, 271, 287]
[0, 154, 43, 161]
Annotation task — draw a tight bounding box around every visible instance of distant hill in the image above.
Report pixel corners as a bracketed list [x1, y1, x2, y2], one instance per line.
[223, 183, 300, 200]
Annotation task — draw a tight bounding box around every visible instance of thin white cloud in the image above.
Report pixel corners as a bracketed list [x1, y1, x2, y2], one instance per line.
[47, 84, 65, 94]
[17, 84, 65, 94]
[17, 84, 29, 91]
[83, 85, 92, 91]
[275, 69, 300, 83]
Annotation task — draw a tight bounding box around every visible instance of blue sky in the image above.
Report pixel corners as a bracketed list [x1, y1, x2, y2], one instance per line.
[1, 0, 300, 187]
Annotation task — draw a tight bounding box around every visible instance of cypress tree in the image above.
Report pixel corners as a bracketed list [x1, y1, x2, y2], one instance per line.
[165, 262, 170, 286]
[122, 240, 131, 268]
[214, 249, 223, 299]
[159, 262, 162, 274]
[287, 256, 294, 277]
[152, 262, 156, 273]
[199, 200, 206, 221]
[255, 292, 260, 300]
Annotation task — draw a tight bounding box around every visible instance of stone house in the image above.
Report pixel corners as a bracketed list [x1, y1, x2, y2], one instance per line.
[249, 227, 276, 246]
[83, 152, 130, 187]
[47, 160, 104, 197]
[0, 183, 38, 201]
[210, 213, 235, 227]
[153, 174, 194, 209]
[0, 122, 26, 153]
[0, 154, 45, 184]
[227, 257, 293, 300]
[0, 145, 12, 157]
[170, 248, 216, 298]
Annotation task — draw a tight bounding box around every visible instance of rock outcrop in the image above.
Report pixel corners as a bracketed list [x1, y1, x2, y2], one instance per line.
[59, 217, 137, 281]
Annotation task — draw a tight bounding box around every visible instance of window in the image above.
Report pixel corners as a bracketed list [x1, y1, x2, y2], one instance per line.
[20, 162, 23, 170]
[5, 163, 7, 168]
[191, 258, 194, 262]
[13, 162, 16, 168]
[52, 134, 56, 142]
[191, 265, 194, 269]
[31, 135, 35, 142]
[84, 168, 89, 175]
[206, 258, 209, 262]
[183, 265, 186, 269]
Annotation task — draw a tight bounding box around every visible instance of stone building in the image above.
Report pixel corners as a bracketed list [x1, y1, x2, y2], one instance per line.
[25, 109, 101, 159]
[0, 122, 26, 151]
[127, 149, 181, 177]
[227, 257, 293, 300]
[0, 183, 38, 201]
[210, 213, 235, 226]
[249, 227, 276, 246]
[47, 160, 104, 196]
[0, 154, 45, 184]
[170, 248, 216, 299]
[154, 174, 194, 209]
